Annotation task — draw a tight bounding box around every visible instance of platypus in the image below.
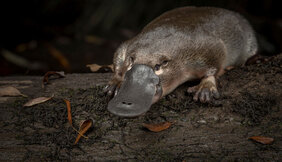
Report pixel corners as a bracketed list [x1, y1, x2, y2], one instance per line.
[105, 7, 258, 117]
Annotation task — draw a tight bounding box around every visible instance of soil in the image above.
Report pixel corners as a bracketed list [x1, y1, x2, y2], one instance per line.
[0, 54, 281, 161]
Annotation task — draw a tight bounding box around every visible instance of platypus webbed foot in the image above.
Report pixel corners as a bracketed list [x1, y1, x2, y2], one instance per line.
[187, 76, 220, 103]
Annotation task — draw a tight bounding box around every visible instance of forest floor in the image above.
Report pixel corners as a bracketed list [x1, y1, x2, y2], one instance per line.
[0, 54, 281, 161]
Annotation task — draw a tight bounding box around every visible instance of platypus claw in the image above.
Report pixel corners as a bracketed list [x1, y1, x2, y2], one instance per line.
[194, 88, 220, 103]
[103, 84, 118, 97]
[188, 85, 220, 103]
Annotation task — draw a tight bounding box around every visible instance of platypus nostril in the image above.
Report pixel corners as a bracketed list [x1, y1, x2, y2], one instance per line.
[122, 101, 132, 105]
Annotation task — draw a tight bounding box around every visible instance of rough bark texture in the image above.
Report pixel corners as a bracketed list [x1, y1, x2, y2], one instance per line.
[0, 55, 281, 161]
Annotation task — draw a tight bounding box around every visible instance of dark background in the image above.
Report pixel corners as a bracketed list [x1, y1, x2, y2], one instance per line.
[0, 0, 281, 76]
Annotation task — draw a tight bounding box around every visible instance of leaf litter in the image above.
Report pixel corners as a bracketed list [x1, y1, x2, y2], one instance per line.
[86, 64, 113, 73]
[23, 96, 53, 107]
[42, 71, 65, 87]
[74, 119, 93, 144]
[63, 99, 92, 144]
[45, 43, 70, 71]
[249, 136, 274, 145]
[64, 99, 73, 125]
[142, 122, 172, 132]
[0, 86, 27, 97]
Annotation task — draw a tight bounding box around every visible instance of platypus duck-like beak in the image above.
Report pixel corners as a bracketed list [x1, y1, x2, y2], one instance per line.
[107, 64, 162, 117]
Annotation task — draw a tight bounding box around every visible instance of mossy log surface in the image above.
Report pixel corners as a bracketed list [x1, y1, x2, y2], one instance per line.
[0, 55, 281, 161]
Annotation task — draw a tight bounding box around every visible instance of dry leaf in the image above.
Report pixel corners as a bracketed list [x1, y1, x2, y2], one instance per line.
[142, 122, 172, 132]
[249, 136, 274, 144]
[42, 71, 65, 87]
[16, 41, 37, 52]
[87, 64, 114, 73]
[86, 64, 102, 72]
[23, 96, 52, 107]
[2, 49, 31, 68]
[46, 43, 70, 71]
[2, 49, 45, 70]
[74, 119, 93, 144]
[0, 86, 27, 97]
[108, 64, 114, 71]
[16, 43, 28, 52]
[63, 99, 88, 140]
[85, 35, 105, 45]
[64, 99, 72, 125]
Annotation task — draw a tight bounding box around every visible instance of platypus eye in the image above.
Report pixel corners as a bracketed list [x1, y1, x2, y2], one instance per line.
[162, 60, 169, 66]
[155, 60, 169, 71]
[154, 64, 161, 71]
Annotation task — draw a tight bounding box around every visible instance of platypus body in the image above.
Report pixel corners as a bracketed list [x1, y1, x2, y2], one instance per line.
[105, 7, 258, 117]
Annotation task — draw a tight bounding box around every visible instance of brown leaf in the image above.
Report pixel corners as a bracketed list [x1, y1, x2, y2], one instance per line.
[64, 99, 72, 125]
[249, 136, 274, 144]
[87, 64, 114, 73]
[42, 71, 65, 87]
[142, 122, 172, 132]
[74, 119, 93, 144]
[108, 64, 114, 72]
[63, 99, 89, 140]
[86, 64, 102, 72]
[16, 43, 28, 52]
[0, 86, 27, 97]
[23, 96, 52, 107]
[84, 35, 105, 45]
[16, 41, 37, 52]
[46, 43, 70, 71]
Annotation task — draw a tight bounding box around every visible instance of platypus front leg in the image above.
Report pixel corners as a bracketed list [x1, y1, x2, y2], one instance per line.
[104, 43, 129, 97]
[187, 68, 220, 103]
[104, 76, 122, 97]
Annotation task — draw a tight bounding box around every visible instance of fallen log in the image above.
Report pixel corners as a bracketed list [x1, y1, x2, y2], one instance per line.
[0, 55, 281, 161]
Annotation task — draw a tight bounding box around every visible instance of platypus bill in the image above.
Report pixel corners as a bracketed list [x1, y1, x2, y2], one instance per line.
[105, 6, 258, 117]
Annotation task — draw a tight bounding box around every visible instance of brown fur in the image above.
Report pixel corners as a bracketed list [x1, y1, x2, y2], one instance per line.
[106, 6, 258, 102]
